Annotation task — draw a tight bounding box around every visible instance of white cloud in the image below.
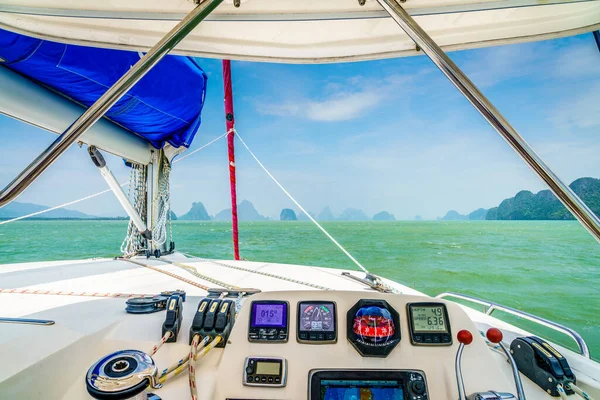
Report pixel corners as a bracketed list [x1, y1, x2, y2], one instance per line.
[305, 90, 382, 121]
[548, 81, 600, 130]
[457, 36, 600, 88]
[256, 71, 421, 122]
[259, 87, 383, 122]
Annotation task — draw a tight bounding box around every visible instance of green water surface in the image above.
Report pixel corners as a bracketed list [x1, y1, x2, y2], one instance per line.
[0, 220, 598, 358]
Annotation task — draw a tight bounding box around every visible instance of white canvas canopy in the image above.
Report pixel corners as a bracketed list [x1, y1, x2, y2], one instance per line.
[0, 0, 599, 63]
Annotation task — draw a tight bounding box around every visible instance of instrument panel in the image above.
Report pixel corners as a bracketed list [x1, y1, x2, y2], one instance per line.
[309, 369, 428, 400]
[297, 301, 337, 343]
[215, 291, 507, 400]
[407, 302, 452, 345]
[248, 300, 289, 342]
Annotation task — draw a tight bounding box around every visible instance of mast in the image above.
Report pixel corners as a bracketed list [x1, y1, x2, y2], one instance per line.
[223, 60, 240, 260]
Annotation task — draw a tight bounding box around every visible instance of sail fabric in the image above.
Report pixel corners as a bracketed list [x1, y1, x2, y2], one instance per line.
[0, 29, 207, 149]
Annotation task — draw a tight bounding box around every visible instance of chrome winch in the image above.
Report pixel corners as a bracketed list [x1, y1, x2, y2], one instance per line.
[86, 350, 161, 400]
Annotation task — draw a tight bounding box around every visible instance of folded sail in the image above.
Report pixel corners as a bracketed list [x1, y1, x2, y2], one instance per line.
[0, 29, 207, 149]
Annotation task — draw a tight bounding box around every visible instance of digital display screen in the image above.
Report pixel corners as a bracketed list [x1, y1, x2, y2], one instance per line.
[255, 361, 280, 376]
[320, 379, 403, 400]
[300, 302, 335, 332]
[251, 302, 287, 328]
[411, 305, 448, 333]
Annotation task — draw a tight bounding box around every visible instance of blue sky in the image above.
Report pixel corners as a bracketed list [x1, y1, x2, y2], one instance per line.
[1, 33, 599, 220]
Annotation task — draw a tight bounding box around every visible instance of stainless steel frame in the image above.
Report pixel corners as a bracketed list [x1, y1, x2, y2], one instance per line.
[0, 0, 595, 21]
[455, 343, 468, 400]
[437, 292, 590, 358]
[88, 146, 151, 239]
[377, 0, 600, 244]
[0, 317, 55, 326]
[0, 0, 224, 208]
[497, 341, 527, 400]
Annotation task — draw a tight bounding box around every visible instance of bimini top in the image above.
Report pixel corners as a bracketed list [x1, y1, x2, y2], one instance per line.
[0, 29, 207, 149]
[0, 0, 598, 63]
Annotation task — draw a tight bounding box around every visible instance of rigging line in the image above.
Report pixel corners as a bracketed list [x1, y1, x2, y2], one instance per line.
[0, 287, 156, 298]
[121, 257, 242, 292]
[173, 129, 230, 164]
[119, 258, 211, 291]
[179, 251, 332, 291]
[0, 182, 129, 225]
[156, 259, 241, 290]
[234, 131, 370, 275]
[0, 131, 227, 225]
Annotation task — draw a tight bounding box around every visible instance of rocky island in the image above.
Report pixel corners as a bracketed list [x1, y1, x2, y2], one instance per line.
[280, 209, 297, 221]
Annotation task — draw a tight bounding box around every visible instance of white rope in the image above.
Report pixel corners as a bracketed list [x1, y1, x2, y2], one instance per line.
[121, 164, 147, 256]
[0, 182, 129, 225]
[151, 159, 171, 247]
[173, 130, 230, 164]
[235, 130, 370, 275]
[0, 131, 228, 226]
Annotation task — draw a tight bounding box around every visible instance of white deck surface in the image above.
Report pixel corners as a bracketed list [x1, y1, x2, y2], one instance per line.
[0, 253, 598, 399]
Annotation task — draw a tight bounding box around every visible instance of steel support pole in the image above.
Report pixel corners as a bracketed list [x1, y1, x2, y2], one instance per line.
[0, 0, 223, 208]
[377, 0, 600, 244]
[88, 146, 151, 239]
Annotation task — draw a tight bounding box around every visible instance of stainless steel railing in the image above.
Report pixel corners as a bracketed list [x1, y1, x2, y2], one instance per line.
[378, 0, 600, 245]
[436, 292, 590, 359]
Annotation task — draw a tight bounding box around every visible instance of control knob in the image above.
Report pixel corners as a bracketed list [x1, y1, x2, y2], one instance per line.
[410, 380, 426, 395]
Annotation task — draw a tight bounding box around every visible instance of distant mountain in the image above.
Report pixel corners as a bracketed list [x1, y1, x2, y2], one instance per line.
[297, 210, 316, 221]
[373, 211, 395, 221]
[438, 177, 600, 221]
[486, 207, 498, 220]
[468, 208, 488, 220]
[169, 210, 177, 221]
[0, 201, 96, 219]
[280, 209, 297, 221]
[485, 177, 600, 220]
[339, 208, 369, 221]
[438, 208, 490, 221]
[179, 202, 211, 221]
[214, 200, 267, 221]
[318, 206, 334, 221]
[414, 215, 423, 221]
[441, 210, 468, 221]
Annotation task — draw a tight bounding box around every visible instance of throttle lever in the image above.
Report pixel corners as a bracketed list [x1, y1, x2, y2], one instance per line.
[456, 329, 473, 400]
[486, 328, 525, 400]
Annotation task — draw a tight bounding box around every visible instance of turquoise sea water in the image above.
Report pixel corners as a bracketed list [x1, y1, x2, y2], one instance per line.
[0, 220, 598, 359]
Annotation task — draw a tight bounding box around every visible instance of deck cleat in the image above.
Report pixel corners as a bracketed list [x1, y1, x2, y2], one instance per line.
[161, 294, 183, 342]
[86, 349, 161, 399]
[511, 336, 576, 396]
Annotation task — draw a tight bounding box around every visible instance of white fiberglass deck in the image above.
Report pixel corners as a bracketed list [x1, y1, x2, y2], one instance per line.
[0, 253, 598, 399]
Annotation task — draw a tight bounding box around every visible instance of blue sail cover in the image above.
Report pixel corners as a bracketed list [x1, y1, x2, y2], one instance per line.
[0, 29, 207, 149]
